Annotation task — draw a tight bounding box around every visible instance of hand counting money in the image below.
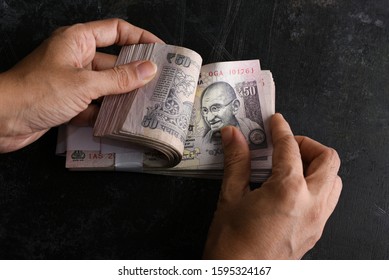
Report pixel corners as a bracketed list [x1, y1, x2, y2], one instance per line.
[57, 43, 275, 182]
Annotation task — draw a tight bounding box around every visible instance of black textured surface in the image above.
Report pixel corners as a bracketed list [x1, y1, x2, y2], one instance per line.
[1, 0, 388, 259]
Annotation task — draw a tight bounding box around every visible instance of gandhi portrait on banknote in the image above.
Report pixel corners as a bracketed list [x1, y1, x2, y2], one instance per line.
[200, 81, 265, 145]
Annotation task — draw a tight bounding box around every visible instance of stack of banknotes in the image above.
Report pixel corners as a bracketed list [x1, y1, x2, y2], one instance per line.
[56, 43, 275, 182]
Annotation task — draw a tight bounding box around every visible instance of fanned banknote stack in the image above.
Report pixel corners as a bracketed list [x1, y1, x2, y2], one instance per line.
[56, 43, 275, 182]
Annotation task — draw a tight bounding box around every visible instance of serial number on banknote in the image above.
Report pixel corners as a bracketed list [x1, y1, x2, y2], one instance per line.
[207, 67, 255, 77]
[88, 153, 114, 160]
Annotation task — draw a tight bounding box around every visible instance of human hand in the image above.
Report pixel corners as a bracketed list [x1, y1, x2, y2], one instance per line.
[0, 18, 163, 153]
[203, 113, 342, 259]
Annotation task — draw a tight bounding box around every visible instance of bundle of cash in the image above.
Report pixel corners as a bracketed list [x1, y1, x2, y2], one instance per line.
[56, 43, 275, 182]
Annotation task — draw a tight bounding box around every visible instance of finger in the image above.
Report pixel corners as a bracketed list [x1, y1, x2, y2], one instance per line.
[69, 104, 100, 127]
[220, 126, 251, 203]
[92, 52, 118, 71]
[85, 60, 157, 99]
[83, 18, 164, 47]
[295, 136, 341, 193]
[295, 136, 338, 167]
[53, 19, 163, 68]
[270, 113, 304, 177]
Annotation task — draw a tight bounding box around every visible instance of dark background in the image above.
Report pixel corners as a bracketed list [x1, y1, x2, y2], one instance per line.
[1, 0, 388, 259]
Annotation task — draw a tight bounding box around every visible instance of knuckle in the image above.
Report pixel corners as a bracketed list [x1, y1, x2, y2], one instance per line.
[306, 231, 323, 250]
[269, 170, 307, 210]
[275, 134, 296, 148]
[276, 165, 306, 193]
[112, 65, 132, 90]
[53, 23, 82, 38]
[335, 175, 343, 189]
[274, 135, 301, 161]
[224, 149, 248, 169]
[322, 147, 341, 175]
[323, 147, 340, 164]
[308, 203, 325, 224]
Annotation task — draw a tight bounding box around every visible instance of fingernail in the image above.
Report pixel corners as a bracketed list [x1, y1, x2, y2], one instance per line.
[221, 126, 234, 147]
[136, 61, 157, 81]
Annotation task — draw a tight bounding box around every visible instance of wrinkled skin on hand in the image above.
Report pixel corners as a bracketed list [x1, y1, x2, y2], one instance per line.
[203, 113, 342, 259]
[0, 18, 163, 153]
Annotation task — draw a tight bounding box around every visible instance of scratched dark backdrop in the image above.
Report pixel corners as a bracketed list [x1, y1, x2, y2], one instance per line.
[0, 0, 388, 259]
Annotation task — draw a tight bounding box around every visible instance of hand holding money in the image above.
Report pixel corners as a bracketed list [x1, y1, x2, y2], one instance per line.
[0, 18, 162, 153]
[203, 114, 342, 259]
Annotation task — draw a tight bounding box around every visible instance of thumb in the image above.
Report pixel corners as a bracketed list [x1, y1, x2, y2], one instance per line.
[220, 126, 251, 203]
[89, 60, 157, 99]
